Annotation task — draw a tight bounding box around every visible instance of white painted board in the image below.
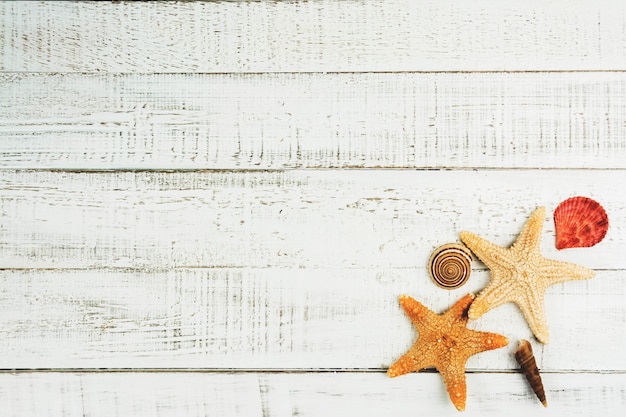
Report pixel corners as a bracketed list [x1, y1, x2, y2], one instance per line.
[2, 0, 626, 72]
[2, 72, 626, 169]
[0, 372, 623, 417]
[0, 268, 623, 371]
[1, 170, 623, 269]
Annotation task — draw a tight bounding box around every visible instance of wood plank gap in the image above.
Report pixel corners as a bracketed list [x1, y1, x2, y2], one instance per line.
[1, 368, 623, 375]
[4, 167, 626, 174]
[4, 70, 626, 76]
[1, 266, 622, 273]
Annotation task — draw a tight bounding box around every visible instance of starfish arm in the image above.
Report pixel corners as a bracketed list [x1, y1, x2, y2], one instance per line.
[387, 348, 434, 378]
[510, 207, 546, 256]
[462, 329, 509, 355]
[459, 231, 514, 270]
[443, 293, 474, 323]
[467, 278, 516, 320]
[398, 294, 438, 331]
[439, 360, 468, 411]
[516, 289, 550, 343]
[539, 258, 595, 286]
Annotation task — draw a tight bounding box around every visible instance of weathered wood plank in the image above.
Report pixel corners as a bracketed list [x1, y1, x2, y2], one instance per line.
[0, 372, 623, 416]
[1, 170, 624, 270]
[0, 268, 622, 370]
[2, 0, 626, 72]
[2, 72, 626, 169]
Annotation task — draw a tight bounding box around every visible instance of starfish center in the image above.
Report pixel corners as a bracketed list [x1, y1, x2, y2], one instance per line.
[439, 333, 458, 350]
[513, 254, 539, 284]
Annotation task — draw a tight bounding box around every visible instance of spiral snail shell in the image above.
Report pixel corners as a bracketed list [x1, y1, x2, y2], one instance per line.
[428, 243, 473, 290]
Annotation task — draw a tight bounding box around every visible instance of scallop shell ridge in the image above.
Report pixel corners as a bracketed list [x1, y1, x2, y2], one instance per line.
[428, 243, 472, 290]
[553, 196, 608, 250]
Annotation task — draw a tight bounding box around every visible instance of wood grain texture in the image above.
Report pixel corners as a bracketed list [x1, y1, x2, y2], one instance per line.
[2, 169, 624, 269]
[0, 372, 624, 417]
[2, 0, 626, 72]
[0, 268, 623, 370]
[2, 72, 626, 169]
[3, 1, 626, 414]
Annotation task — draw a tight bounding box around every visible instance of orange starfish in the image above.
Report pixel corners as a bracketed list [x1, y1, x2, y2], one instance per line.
[388, 294, 508, 411]
[460, 207, 595, 343]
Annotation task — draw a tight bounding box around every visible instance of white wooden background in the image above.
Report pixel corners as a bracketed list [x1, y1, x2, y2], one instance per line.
[1, 1, 625, 415]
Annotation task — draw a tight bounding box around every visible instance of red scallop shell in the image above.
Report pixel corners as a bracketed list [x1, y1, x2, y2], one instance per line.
[553, 196, 608, 250]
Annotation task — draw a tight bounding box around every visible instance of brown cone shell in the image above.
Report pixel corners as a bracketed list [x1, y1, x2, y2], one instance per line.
[428, 243, 472, 290]
[515, 339, 547, 407]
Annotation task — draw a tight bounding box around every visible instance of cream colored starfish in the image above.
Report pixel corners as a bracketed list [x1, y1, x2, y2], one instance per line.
[460, 206, 595, 344]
